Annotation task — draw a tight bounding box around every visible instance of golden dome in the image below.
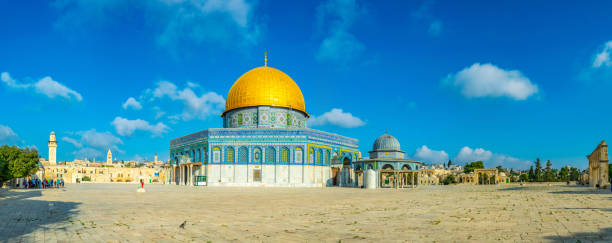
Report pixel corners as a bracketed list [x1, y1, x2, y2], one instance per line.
[223, 66, 308, 116]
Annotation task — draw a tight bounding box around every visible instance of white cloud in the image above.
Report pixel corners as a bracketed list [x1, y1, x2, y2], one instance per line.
[73, 147, 103, 160]
[445, 63, 539, 100]
[78, 129, 123, 150]
[61, 136, 82, 148]
[0, 124, 19, 143]
[454, 146, 493, 163]
[592, 41, 612, 68]
[111, 117, 170, 137]
[54, 0, 262, 52]
[309, 108, 365, 128]
[413, 145, 449, 163]
[152, 106, 166, 119]
[1, 72, 30, 88]
[149, 81, 225, 121]
[452, 146, 530, 169]
[34, 77, 83, 101]
[64, 129, 124, 161]
[153, 81, 178, 98]
[0, 72, 82, 101]
[122, 97, 142, 110]
[315, 0, 366, 65]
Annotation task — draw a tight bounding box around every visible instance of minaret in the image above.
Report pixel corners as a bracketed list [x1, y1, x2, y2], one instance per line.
[107, 149, 112, 164]
[154, 153, 158, 163]
[48, 131, 57, 165]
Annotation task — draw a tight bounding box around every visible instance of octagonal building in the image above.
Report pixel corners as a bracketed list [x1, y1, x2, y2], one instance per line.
[167, 61, 360, 187]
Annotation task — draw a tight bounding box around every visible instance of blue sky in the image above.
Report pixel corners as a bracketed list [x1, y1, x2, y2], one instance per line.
[1, 0, 612, 169]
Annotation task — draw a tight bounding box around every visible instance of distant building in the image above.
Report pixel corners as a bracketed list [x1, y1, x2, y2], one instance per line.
[107, 149, 113, 165]
[48, 131, 57, 165]
[587, 140, 609, 189]
[353, 132, 422, 188]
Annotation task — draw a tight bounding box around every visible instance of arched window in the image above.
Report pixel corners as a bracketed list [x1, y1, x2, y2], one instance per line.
[280, 147, 289, 163]
[253, 147, 262, 163]
[226, 147, 234, 163]
[325, 150, 330, 164]
[266, 147, 276, 163]
[198, 149, 202, 162]
[382, 164, 394, 170]
[309, 148, 315, 164]
[317, 150, 322, 164]
[294, 147, 303, 164]
[239, 147, 248, 163]
[212, 147, 220, 163]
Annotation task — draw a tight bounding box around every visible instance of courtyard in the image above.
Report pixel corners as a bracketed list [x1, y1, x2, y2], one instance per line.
[1, 184, 612, 242]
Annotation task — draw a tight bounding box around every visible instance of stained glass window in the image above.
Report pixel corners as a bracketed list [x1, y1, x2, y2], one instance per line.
[239, 147, 248, 163]
[281, 147, 289, 163]
[266, 147, 276, 163]
[226, 147, 234, 163]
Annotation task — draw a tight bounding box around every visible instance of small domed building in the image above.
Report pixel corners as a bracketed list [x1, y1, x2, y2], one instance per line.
[354, 133, 422, 171]
[167, 58, 360, 187]
[353, 132, 422, 188]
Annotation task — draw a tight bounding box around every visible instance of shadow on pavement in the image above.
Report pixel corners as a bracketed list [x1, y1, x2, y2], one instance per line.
[548, 189, 612, 195]
[0, 189, 80, 241]
[545, 227, 612, 242]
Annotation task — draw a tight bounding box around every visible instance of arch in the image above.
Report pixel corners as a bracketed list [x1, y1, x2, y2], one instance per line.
[382, 164, 394, 170]
[402, 164, 412, 171]
[343, 157, 351, 165]
[225, 147, 235, 163]
[266, 146, 276, 163]
[212, 147, 221, 163]
[317, 149, 323, 164]
[309, 147, 315, 164]
[238, 146, 248, 163]
[367, 164, 374, 170]
[294, 147, 303, 164]
[253, 147, 262, 163]
[325, 150, 330, 164]
[280, 147, 290, 163]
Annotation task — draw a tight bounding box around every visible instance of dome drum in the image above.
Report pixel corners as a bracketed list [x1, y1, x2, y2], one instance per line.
[223, 106, 307, 129]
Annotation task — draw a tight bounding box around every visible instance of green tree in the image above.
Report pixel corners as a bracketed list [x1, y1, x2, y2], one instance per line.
[519, 173, 529, 182]
[559, 166, 569, 181]
[442, 174, 456, 185]
[535, 158, 542, 182]
[0, 145, 39, 185]
[544, 160, 553, 182]
[528, 166, 535, 182]
[464, 161, 485, 173]
[569, 167, 580, 181]
[496, 165, 504, 173]
[447, 160, 452, 168]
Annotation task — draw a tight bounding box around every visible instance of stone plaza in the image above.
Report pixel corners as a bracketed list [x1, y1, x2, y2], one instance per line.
[1, 184, 612, 242]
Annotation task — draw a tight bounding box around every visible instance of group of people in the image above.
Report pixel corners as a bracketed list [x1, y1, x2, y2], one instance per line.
[20, 178, 64, 189]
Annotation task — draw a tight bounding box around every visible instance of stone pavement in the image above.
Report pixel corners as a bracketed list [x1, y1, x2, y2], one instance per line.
[1, 184, 612, 242]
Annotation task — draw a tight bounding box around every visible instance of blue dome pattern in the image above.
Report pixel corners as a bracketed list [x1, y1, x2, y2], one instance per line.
[372, 133, 401, 151]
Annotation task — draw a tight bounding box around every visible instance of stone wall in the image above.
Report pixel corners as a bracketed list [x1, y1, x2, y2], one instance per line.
[587, 141, 609, 188]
